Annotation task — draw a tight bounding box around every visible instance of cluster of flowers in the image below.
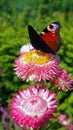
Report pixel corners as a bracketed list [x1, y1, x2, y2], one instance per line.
[9, 43, 73, 130]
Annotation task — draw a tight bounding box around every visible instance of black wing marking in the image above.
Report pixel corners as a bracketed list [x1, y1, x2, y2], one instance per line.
[28, 25, 55, 54]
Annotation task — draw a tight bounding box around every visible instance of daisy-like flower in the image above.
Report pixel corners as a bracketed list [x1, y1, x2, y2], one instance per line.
[58, 114, 71, 126]
[10, 86, 58, 129]
[14, 49, 60, 82]
[51, 70, 73, 91]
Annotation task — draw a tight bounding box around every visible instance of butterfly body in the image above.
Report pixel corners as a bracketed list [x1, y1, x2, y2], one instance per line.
[28, 22, 62, 54]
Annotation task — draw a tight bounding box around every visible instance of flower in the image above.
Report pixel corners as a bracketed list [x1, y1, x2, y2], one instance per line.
[69, 124, 73, 130]
[10, 86, 58, 129]
[58, 114, 71, 126]
[0, 69, 3, 74]
[20, 43, 33, 54]
[51, 70, 73, 91]
[14, 50, 60, 82]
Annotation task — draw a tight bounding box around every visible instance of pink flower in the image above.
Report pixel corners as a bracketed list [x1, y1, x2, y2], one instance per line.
[51, 70, 73, 91]
[0, 69, 3, 74]
[14, 50, 60, 82]
[69, 124, 73, 130]
[58, 114, 71, 126]
[10, 86, 58, 129]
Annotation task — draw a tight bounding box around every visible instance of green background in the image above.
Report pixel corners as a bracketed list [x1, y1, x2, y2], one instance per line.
[0, 0, 73, 129]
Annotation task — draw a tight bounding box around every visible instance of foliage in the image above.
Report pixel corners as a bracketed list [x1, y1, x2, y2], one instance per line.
[0, 0, 73, 130]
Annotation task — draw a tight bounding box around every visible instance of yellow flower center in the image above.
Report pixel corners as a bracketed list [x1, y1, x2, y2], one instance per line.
[24, 50, 50, 65]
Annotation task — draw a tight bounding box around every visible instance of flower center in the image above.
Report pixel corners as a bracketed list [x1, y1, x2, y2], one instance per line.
[24, 50, 50, 65]
[21, 96, 47, 117]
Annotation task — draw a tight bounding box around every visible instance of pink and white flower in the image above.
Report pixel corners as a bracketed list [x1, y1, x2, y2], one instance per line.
[14, 50, 60, 82]
[58, 114, 71, 126]
[58, 114, 73, 130]
[51, 70, 73, 91]
[10, 86, 58, 129]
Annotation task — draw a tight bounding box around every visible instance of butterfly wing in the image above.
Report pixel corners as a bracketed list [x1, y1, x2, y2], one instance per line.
[40, 22, 62, 52]
[28, 25, 55, 54]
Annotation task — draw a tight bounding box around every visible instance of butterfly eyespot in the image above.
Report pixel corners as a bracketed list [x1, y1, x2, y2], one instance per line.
[49, 24, 54, 29]
[47, 24, 54, 31]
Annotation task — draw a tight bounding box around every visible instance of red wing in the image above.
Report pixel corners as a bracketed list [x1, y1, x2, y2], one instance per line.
[28, 25, 55, 54]
[41, 32, 62, 52]
[40, 22, 62, 52]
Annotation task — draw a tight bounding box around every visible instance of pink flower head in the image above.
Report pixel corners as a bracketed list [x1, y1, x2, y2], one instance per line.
[58, 114, 71, 126]
[14, 50, 60, 82]
[52, 70, 73, 91]
[10, 86, 58, 129]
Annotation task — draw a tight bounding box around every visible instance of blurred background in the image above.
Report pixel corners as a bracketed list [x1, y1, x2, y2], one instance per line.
[0, 0, 73, 129]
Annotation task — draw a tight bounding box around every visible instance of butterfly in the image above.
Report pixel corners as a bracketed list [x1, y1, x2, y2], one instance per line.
[28, 22, 62, 54]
